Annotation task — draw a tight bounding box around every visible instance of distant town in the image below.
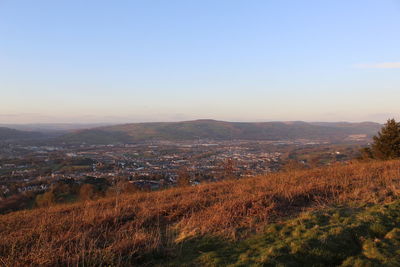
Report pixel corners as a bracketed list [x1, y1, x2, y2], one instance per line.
[0, 137, 364, 200]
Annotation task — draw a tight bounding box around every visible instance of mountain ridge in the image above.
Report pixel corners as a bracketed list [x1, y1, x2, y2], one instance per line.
[0, 127, 44, 141]
[58, 119, 382, 144]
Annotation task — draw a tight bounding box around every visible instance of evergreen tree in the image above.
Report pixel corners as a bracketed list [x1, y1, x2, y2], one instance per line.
[369, 119, 400, 160]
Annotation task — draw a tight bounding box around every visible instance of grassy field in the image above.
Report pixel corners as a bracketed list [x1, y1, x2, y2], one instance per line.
[1, 160, 400, 266]
[162, 201, 400, 266]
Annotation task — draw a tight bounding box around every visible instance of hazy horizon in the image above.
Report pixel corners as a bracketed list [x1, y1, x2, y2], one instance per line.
[0, 117, 387, 126]
[1, 1, 400, 124]
[0, 112, 396, 124]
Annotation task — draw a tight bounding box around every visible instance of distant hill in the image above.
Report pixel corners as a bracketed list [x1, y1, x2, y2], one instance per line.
[58, 119, 382, 144]
[0, 123, 114, 133]
[0, 127, 43, 141]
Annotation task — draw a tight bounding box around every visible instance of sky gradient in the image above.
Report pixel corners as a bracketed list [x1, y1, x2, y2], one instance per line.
[1, 0, 400, 123]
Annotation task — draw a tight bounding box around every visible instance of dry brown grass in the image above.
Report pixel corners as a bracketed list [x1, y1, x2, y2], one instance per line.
[1, 160, 400, 266]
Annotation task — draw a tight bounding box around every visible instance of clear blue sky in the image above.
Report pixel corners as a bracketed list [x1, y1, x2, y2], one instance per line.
[1, 0, 400, 123]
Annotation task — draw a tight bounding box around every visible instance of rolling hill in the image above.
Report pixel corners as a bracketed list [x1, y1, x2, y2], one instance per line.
[58, 119, 382, 144]
[0, 127, 44, 142]
[0, 123, 113, 133]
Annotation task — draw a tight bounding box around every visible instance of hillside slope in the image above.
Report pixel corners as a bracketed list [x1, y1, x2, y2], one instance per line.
[1, 160, 400, 266]
[59, 120, 381, 144]
[170, 200, 400, 266]
[0, 127, 43, 141]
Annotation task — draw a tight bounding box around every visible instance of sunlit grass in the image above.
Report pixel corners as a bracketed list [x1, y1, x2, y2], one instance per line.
[1, 160, 400, 266]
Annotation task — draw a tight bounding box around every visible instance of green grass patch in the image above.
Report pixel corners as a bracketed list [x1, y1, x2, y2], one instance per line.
[150, 201, 400, 266]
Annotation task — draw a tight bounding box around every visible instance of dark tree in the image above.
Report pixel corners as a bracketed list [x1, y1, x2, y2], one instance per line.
[79, 184, 96, 201]
[365, 119, 400, 160]
[177, 167, 191, 187]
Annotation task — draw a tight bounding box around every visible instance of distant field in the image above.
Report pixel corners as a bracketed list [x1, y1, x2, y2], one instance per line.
[1, 160, 400, 266]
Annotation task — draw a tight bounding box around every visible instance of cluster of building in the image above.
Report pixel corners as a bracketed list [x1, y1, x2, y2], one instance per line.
[0, 140, 288, 195]
[1, 138, 351, 197]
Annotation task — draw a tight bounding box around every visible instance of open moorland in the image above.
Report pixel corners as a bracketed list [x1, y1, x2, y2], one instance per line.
[1, 159, 400, 266]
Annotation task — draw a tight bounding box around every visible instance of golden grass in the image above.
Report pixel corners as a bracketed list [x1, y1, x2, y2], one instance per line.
[1, 160, 400, 266]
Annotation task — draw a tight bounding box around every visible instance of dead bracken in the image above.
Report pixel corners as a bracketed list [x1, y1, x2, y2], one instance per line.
[1, 160, 400, 266]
